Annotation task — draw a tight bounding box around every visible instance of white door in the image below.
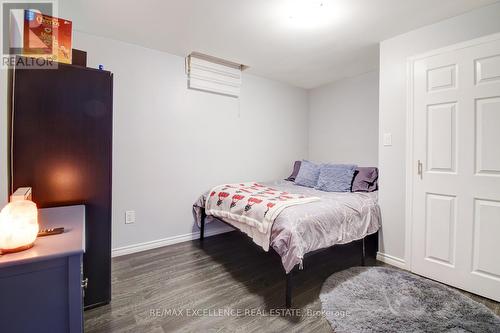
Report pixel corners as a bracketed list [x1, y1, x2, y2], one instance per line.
[411, 36, 500, 302]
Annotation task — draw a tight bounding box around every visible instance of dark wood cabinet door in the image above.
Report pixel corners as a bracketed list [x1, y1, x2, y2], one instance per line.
[11, 63, 113, 308]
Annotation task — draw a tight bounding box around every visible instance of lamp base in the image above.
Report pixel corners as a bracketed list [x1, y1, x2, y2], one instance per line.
[0, 242, 34, 254]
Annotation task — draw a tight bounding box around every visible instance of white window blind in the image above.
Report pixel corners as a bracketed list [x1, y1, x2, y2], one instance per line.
[186, 53, 244, 97]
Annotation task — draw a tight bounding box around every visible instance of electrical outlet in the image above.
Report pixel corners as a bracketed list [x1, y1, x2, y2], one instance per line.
[125, 210, 136, 224]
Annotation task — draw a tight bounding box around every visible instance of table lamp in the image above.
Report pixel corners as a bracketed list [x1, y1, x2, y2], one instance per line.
[0, 199, 39, 254]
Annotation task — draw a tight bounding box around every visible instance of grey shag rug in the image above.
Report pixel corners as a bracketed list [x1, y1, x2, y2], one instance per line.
[320, 266, 500, 333]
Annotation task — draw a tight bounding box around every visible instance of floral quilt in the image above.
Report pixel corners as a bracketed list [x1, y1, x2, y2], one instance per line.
[205, 182, 319, 250]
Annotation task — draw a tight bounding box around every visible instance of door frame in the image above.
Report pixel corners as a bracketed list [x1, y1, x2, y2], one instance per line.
[405, 32, 500, 272]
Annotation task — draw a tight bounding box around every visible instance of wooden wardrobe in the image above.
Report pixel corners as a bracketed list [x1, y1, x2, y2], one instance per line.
[9, 56, 113, 308]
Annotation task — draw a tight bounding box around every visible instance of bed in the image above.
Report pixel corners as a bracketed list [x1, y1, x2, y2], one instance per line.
[193, 179, 381, 307]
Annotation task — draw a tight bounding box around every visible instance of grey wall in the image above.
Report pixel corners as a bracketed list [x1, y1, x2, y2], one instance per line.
[378, 2, 500, 265]
[4, 3, 500, 257]
[0, 32, 309, 250]
[308, 71, 379, 166]
[73, 31, 309, 249]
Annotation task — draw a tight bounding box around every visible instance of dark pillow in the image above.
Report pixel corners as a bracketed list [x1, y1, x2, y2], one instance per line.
[351, 167, 379, 192]
[285, 161, 301, 181]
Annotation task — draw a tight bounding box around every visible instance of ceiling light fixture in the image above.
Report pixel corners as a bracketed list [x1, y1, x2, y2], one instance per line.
[280, 0, 346, 30]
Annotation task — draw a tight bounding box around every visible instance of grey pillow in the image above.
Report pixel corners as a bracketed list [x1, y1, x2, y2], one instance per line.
[351, 167, 379, 192]
[315, 164, 357, 192]
[294, 160, 321, 188]
[285, 161, 301, 181]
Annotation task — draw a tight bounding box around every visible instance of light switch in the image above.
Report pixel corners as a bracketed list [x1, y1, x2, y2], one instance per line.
[383, 133, 392, 146]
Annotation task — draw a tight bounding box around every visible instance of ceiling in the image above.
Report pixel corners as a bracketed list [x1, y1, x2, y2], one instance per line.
[59, 0, 499, 89]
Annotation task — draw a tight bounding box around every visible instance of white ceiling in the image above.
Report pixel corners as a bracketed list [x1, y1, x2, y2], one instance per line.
[59, 0, 498, 89]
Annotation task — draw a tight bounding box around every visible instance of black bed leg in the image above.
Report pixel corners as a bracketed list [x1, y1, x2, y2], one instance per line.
[200, 208, 206, 241]
[361, 237, 366, 266]
[286, 272, 292, 308]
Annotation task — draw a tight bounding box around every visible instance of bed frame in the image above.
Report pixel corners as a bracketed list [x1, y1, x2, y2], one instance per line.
[198, 207, 374, 308]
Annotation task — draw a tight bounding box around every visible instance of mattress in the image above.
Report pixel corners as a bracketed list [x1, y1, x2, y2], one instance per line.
[193, 180, 381, 273]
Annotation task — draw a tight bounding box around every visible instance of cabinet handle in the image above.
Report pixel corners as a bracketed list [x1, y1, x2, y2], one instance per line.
[82, 278, 88, 289]
[417, 160, 423, 179]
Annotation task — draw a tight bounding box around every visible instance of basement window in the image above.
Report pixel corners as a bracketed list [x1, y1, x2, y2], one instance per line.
[186, 52, 247, 98]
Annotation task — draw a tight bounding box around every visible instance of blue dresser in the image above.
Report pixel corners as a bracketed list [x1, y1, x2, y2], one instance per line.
[0, 205, 85, 333]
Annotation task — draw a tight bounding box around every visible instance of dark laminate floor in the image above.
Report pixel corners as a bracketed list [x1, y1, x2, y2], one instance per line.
[84, 231, 500, 333]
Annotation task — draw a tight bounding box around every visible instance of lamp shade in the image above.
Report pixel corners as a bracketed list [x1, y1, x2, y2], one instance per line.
[0, 200, 39, 253]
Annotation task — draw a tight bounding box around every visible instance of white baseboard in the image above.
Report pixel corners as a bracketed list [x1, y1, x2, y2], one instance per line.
[111, 225, 234, 258]
[376, 252, 407, 270]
